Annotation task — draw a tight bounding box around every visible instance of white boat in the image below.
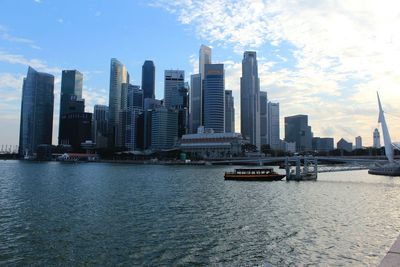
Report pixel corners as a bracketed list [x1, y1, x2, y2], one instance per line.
[368, 92, 400, 176]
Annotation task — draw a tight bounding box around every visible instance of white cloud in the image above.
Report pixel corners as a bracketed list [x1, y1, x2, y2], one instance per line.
[157, 0, 400, 144]
[0, 51, 62, 74]
[0, 25, 40, 49]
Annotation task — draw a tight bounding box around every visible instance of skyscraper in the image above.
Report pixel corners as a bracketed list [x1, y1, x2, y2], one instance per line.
[108, 58, 129, 148]
[267, 102, 280, 149]
[190, 73, 201, 133]
[260, 91, 268, 145]
[225, 90, 235, 133]
[151, 107, 178, 150]
[59, 112, 92, 150]
[199, 45, 212, 83]
[285, 115, 313, 152]
[125, 85, 143, 151]
[19, 67, 54, 156]
[203, 64, 225, 133]
[241, 51, 260, 148]
[355, 136, 362, 149]
[141, 60, 155, 100]
[164, 70, 184, 108]
[93, 105, 108, 148]
[373, 128, 381, 148]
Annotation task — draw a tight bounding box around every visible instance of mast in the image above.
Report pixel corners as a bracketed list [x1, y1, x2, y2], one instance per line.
[377, 92, 394, 162]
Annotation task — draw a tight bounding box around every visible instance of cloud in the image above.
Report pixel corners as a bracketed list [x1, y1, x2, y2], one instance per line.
[158, 0, 400, 144]
[58, 18, 64, 23]
[0, 51, 62, 74]
[0, 25, 40, 49]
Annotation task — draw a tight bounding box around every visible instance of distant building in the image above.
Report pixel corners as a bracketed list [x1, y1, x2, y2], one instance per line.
[190, 74, 201, 133]
[108, 58, 129, 148]
[125, 85, 143, 151]
[355, 136, 362, 149]
[19, 67, 54, 156]
[203, 64, 225, 133]
[170, 82, 189, 138]
[312, 137, 334, 152]
[337, 138, 353, 152]
[267, 102, 280, 149]
[180, 132, 244, 158]
[373, 128, 381, 148]
[241, 51, 260, 148]
[164, 70, 184, 108]
[59, 112, 92, 150]
[284, 115, 313, 152]
[260, 91, 268, 145]
[151, 107, 178, 150]
[225, 90, 235, 133]
[93, 105, 108, 148]
[141, 60, 155, 100]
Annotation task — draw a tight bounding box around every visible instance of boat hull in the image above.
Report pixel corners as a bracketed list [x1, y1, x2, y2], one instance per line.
[368, 167, 400, 176]
[224, 174, 285, 181]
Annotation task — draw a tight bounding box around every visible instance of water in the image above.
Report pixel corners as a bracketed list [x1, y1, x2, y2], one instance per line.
[1, 161, 400, 266]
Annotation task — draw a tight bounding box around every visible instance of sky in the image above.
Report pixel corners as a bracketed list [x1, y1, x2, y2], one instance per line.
[1, 0, 400, 148]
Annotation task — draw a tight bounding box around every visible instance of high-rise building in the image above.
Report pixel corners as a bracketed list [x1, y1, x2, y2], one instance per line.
[59, 70, 85, 146]
[312, 137, 334, 152]
[151, 107, 178, 150]
[164, 70, 184, 108]
[142, 60, 155, 99]
[240, 51, 260, 148]
[355, 136, 362, 149]
[170, 82, 189, 138]
[373, 128, 381, 148]
[260, 91, 268, 145]
[19, 67, 54, 156]
[199, 45, 212, 83]
[203, 64, 225, 133]
[284, 115, 313, 152]
[108, 58, 129, 148]
[59, 112, 92, 150]
[190, 73, 201, 133]
[125, 85, 143, 151]
[267, 102, 280, 149]
[93, 105, 108, 148]
[225, 90, 235, 133]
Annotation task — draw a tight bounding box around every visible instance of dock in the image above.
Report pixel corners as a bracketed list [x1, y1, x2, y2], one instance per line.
[379, 235, 400, 266]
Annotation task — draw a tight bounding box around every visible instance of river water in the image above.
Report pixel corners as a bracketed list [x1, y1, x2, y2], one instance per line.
[1, 160, 400, 266]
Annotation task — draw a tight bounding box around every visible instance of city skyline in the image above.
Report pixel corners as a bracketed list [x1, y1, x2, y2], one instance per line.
[1, 0, 400, 147]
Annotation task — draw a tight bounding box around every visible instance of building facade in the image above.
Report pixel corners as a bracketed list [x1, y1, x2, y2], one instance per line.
[108, 58, 129, 148]
[190, 73, 201, 133]
[141, 60, 155, 100]
[19, 67, 54, 156]
[125, 85, 143, 151]
[59, 112, 92, 150]
[240, 51, 260, 148]
[203, 64, 225, 133]
[267, 102, 280, 149]
[93, 105, 108, 148]
[312, 137, 334, 152]
[225, 90, 235, 133]
[284, 115, 313, 152]
[337, 138, 353, 152]
[260, 91, 268, 145]
[373, 128, 381, 148]
[164, 70, 185, 108]
[355, 136, 362, 149]
[151, 107, 178, 150]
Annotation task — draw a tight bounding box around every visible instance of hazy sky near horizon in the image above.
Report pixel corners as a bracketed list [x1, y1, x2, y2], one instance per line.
[1, 0, 400, 148]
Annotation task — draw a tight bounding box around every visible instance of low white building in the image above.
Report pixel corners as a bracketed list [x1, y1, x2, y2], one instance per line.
[180, 132, 244, 158]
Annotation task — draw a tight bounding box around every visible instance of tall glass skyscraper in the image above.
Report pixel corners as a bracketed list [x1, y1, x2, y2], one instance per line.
[225, 90, 235, 133]
[164, 70, 184, 108]
[108, 58, 129, 148]
[260, 91, 268, 145]
[267, 102, 280, 149]
[141, 60, 155, 100]
[93, 105, 108, 148]
[190, 74, 201, 133]
[203, 64, 225, 133]
[125, 85, 143, 151]
[241, 51, 260, 148]
[285, 115, 313, 152]
[19, 66, 54, 156]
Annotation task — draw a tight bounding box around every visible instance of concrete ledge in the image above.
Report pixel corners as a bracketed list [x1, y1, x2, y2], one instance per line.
[379, 235, 400, 267]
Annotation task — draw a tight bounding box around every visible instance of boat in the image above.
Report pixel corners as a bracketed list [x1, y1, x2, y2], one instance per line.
[224, 168, 285, 181]
[368, 92, 400, 176]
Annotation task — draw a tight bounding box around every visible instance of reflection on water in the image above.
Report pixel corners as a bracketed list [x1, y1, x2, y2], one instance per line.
[0, 161, 400, 265]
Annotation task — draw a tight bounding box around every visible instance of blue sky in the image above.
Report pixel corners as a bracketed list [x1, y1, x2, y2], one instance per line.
[1, 0, 400, 148]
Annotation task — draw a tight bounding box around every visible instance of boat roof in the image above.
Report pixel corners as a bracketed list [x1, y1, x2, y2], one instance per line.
[235, 168, 273, 171]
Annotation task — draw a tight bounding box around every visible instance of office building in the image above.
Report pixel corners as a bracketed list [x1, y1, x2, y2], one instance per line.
[170, 82, 189, 138]
[225, 90, 235, 133]
[312, 137, 334, 152]
[19, 67, 54, 156]
[337, 138, 353, 152]
[59, 112, 92, 150]
[93, 105, 108, 148]
[151, 107, 178, 150]
[373, 128, 381, 148]
[284, 115, 313, 152]
[190, 73, 201, 133]
[108, 58, 129, 148]
[164, 70, 184, 108]
[355, 136, 362, 149]
[125, 85, 143, 151]
[240, 51, 260, 148]
[260, 91, 268, 145]
[142, 60, 155, 99]
[267, 102, 280, 149]
[203, 64, 225, 133]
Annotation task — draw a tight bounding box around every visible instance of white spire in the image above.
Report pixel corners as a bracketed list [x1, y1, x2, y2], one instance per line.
[377, 92, 394, 162]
